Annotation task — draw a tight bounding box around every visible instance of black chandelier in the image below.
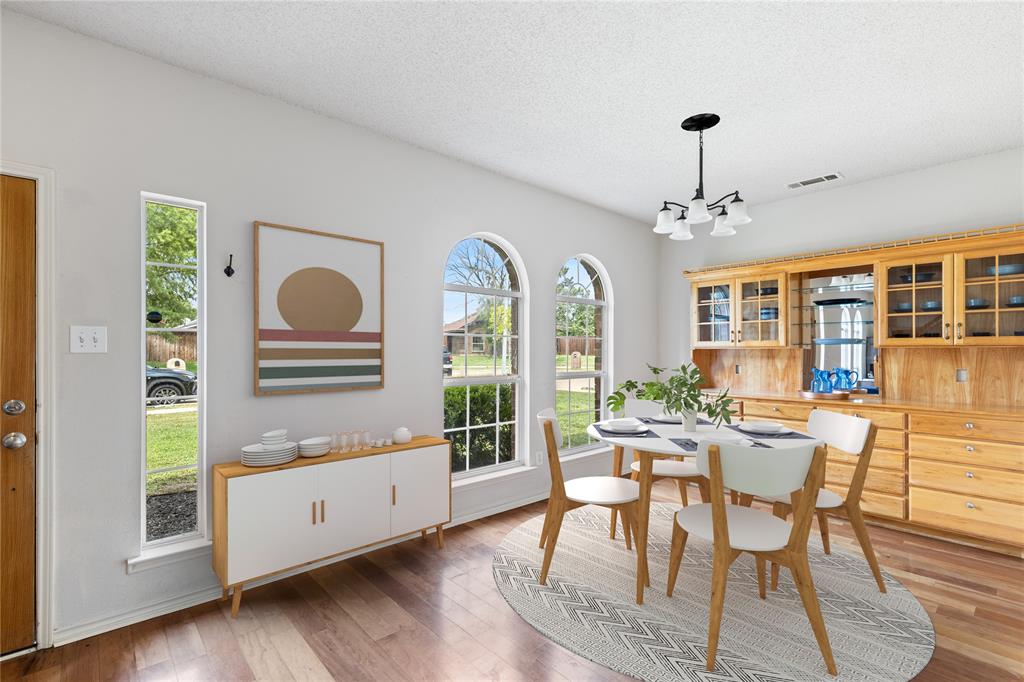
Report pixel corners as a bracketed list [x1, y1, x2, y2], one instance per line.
[653, 113, 751, 240]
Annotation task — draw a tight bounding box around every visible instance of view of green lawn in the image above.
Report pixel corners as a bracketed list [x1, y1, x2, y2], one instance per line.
[555, 389, 599, 449]
[448, 353, 596, 374]
[146, 409, 198, 496]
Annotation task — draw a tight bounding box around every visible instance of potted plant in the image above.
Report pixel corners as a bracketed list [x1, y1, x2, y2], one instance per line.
[606, 363, 735, 431]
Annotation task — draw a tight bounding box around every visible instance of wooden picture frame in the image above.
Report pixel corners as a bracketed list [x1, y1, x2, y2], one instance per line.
[253, 221, 384, 395]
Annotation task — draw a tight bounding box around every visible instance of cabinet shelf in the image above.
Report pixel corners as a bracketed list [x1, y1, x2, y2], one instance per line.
[792, 283, 873, 295]
[796, 320, 874, 326]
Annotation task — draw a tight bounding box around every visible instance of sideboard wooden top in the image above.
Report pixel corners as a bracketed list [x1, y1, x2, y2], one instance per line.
[213, 435, 450, 479]
[715, 391, 1022, 419]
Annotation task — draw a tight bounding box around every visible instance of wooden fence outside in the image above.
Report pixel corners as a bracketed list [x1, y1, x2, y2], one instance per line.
[146, 332, 197, 363]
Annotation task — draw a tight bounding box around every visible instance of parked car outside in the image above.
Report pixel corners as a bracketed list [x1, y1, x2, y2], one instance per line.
[443, 347, 453, 375]
[146, 366, 197, 406]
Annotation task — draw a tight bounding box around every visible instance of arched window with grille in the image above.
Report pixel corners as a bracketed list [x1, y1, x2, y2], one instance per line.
[554, 256, 610, 452]
[442, 236, 524, 476]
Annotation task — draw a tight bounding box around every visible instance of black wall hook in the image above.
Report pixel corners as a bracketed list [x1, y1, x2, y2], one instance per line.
[224, 254, 235, 278]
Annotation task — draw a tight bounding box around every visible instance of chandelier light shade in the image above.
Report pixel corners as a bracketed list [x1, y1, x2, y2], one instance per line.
[653, 205, 676, 234]
[652, 112, 751, 240]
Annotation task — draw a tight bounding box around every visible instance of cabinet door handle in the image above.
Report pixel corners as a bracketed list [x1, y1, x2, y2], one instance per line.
[730, 329, 735, 343]
[321, 499, 325, 523]
[956, 322, 963, 340]
[965, 444, 975, 453]
[392, 484, 397, 506]
[965, 501, 976, 510]
[312, 501, 317, 525]
[944, 322, 951, 340]
[737, 328, 743, 341]
[965, 471, 975, 479]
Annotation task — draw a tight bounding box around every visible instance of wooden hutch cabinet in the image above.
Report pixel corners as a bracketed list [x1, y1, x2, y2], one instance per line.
[690, 272, 787, 348]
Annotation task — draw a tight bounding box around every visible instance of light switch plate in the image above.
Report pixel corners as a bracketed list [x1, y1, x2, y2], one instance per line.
[70, 325, 108, 353]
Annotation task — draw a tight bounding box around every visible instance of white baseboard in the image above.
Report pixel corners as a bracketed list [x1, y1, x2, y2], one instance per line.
[50, 490, 551, 647]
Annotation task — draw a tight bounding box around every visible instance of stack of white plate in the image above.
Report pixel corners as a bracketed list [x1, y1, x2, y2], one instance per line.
[261, 429, 288, 446]
[298, 436, 331, 458]
[241, 441, 297, 467]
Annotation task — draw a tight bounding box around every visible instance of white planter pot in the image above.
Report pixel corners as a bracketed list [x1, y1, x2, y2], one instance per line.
[682, 411, 698, 431]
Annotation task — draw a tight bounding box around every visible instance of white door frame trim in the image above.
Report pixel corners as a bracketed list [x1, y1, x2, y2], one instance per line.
[1, 159, 57, 650]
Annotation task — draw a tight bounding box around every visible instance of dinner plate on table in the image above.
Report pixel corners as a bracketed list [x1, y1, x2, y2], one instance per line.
[599, 423, 650, 435]
[737, 421, 792, 435]
[650, 413, 682, 424]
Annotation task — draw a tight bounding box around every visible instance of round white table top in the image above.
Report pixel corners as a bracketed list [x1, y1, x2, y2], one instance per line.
[587, 420, 822, 456]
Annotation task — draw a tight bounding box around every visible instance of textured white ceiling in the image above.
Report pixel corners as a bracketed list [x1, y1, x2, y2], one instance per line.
[8, 1, 1023, 222]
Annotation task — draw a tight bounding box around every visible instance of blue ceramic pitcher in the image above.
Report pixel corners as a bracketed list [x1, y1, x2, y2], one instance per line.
[832, 367, 860, 391]
[811, 368, 836, 393]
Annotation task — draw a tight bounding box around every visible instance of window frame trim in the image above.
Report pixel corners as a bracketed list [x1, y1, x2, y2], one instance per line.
[140, 191, 207, 550]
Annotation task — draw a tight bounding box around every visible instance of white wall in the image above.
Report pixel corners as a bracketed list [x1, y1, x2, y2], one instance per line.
[658, 148, 1024, 366]
[1, 13, 660, 638]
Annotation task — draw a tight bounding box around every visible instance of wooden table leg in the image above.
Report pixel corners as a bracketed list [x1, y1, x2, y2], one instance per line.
[435, 524, 445, 549]
[610, 445, 624, 539]
[219, 587, 229, 602]
[230, 584, 243, 618]
[634, 450, 654, 605]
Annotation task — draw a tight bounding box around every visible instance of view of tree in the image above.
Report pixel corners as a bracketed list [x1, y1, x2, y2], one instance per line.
[146, 202, 198, 328]
[444, 239, 513, 290]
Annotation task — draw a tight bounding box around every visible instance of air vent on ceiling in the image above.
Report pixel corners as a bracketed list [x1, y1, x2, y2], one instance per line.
[787, 172, 844, 190]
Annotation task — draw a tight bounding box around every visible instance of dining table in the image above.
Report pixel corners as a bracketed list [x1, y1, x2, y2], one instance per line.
[587, 418, 822, 605]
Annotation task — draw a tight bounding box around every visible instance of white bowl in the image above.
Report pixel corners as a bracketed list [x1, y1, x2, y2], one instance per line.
[261, 429, 287, 439]
[606, 418, 641, 430]
[299, 436, 331, 446]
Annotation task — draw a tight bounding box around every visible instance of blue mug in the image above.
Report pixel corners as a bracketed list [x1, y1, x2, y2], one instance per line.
[811, 368, 836, 393]
[832, 368, 860, 391]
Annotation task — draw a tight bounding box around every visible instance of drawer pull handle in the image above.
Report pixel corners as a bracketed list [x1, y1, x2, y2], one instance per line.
[965, 471, 974, 479]
[965, 501, 976, 510]
[853, 413, 861, 418]
[772, 407, 780, 412]
[312, 501, 317, 525]
[964, 422, 974, 430]
[321, 499, 325, 522]
[392, 484, 397, 506]
[965, 445, 975, 453]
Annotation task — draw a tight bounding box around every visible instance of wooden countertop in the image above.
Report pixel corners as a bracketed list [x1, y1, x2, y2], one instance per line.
[213, 435, 450, 479]
[705, 390, 1021, 419]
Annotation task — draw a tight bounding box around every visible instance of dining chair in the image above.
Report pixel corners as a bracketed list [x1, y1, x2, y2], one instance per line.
[764, 409, 885, 593]
[666, 439, 836, 676]
[609, 399, 709, 542]
[536, 409, 642, 585]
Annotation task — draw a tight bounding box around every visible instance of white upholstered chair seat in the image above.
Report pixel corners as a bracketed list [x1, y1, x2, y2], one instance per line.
[763, 487, 844, 509]
[564, 476, 640, 506]
[630, 459, 701, 478]
[676, 503, 793, 552]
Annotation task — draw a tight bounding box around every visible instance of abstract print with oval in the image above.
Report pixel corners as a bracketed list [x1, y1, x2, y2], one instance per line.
[254, 222, 383, 394]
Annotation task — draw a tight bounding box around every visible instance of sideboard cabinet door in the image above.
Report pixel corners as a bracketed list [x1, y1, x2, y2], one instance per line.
[227, 467, 317, 584]
[390, 444, 450, 537]
[315, 456, 390, 556]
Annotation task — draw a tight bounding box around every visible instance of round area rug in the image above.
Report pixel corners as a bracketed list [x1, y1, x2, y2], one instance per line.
[493, 503, 934, 681]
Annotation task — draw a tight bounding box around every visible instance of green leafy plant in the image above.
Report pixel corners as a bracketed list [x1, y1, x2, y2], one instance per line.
[606, 363, 735, 427]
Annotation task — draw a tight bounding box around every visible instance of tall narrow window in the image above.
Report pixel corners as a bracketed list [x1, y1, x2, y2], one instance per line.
[442, 237, 522, 476]
[143, 193, 204, 544]
[555, 257, 608, 452]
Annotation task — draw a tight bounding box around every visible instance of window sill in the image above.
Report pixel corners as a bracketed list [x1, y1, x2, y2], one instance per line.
[453, 463, 538, 490]
[127, 537, 212, 574]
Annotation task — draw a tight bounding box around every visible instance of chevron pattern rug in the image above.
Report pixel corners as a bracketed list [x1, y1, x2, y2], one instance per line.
[493, 503, 934, 681]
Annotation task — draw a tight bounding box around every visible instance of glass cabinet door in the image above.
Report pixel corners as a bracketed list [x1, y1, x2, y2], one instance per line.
[694, 280, 733, 346]
[879, 256, 953, 345]
[737, 275, 784, 346]
[956, 248, 1024, 345]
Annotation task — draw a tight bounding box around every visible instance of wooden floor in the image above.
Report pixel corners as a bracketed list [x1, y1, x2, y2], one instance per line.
[5, 480, 1023, 681]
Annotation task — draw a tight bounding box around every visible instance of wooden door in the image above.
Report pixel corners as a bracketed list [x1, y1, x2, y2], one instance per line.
[954, 247, 1024, 345]
[389, 445, 450, 537]
[691, 279, 735, 348]
[226, 467, 317, 584]
[876, 254, 954, 346]
[735, 273, 786, 347]
[315, 456, 389, 556]
[1, 174, 37, 654]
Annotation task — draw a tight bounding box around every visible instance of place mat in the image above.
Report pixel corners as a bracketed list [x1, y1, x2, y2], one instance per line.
[668, 438, 698, 452]
[593, 425, 660, 439]
[638, 416, 712, 426]
[726, 424, 815, 439]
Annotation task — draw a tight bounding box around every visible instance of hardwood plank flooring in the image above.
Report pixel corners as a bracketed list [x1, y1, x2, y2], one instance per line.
[4, 480, 1022, 680]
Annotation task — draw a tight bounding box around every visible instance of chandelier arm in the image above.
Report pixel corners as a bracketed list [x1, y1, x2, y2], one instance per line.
[663, 201, 688, 210]
[706, 191, 740, 211]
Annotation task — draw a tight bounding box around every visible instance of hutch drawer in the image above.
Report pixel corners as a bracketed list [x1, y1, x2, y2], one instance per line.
[909, 434, 1024, 471]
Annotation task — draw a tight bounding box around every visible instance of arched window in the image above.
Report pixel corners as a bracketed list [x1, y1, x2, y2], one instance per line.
[554, 256, 609, 452]
[442, 237, 523, 475]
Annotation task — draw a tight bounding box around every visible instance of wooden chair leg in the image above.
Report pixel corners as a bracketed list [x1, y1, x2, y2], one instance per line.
[817, 509, 832, 555]
[435, 525, 445, 549]
[666, 517, 688, 597]
[770, 562, 781, 592]
[705, 550, 730, 672]
[620, 505, 633, 551]
[539, 507, 565, 585]
[610, 507, 619, 540]
[676, 479, 689, 507]
[756, 556, 766, 599]
[230, 584, 243, 619]
[790, 553, 838, 676]
[539, 499, 554, 549]
[698, 479, 711, 503]
[770, 501, 789, 591]
[847, 503, 887, 593]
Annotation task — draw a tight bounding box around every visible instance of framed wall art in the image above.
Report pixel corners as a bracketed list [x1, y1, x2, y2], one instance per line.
[253, 221, 384, 395]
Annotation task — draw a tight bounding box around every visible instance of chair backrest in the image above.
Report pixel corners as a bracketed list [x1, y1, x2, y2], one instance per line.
[701, 440, 828, 552]
[807, 408, 878, 504]
[623, 399, 662, 418]
[696, 439, 818, 498]
[807, 408, 871, 454]
[536, 409, 565, 497]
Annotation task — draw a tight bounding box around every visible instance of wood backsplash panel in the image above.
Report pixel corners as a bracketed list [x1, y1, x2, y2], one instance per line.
[879, 347, 1024, 407]
[693, 348, 810, 394]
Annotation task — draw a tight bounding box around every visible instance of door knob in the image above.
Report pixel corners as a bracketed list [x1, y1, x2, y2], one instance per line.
[3, 432, 27, 449]
[3, 399, 26, 416]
